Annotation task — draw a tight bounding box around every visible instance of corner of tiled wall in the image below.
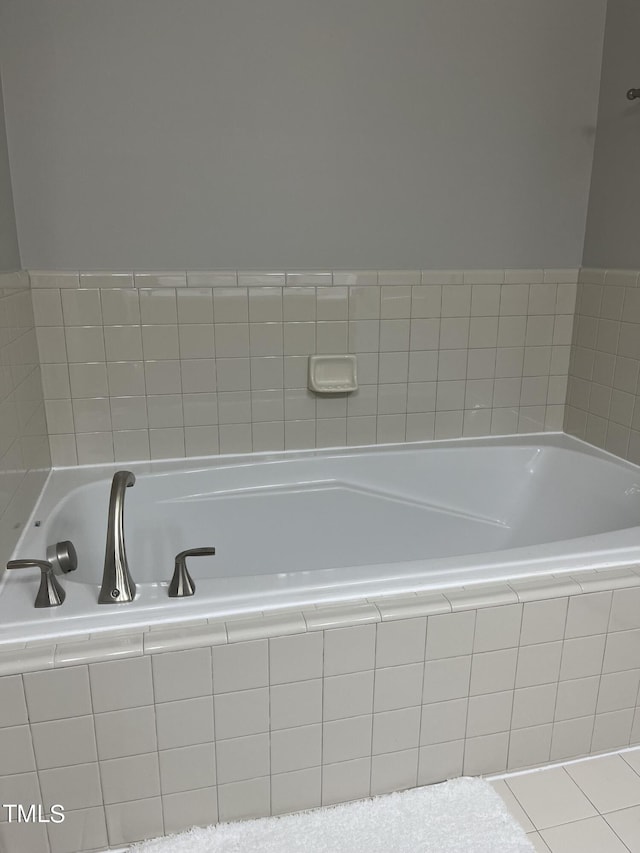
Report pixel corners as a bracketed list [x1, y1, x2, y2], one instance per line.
[565, 268, 640, 463]
[0, 270, 50, 566]
[30, 269, 578, 467]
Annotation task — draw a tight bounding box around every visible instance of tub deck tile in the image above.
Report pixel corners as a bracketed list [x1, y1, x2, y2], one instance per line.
[445, 583, 518, 612]
[226, 612, 306, 643]
[303, 603, 381, 631]
[374, 593, 451, 621]
[147, 619, 209, 632]
[143, 623, 227, 654]
[0, 646, 54, 676]
[571, 568, 640, 594]
[55, 634, 143, 667]
[510, 576, 583, 603]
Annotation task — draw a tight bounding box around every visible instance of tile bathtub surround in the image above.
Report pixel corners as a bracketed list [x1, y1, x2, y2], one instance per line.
[31, 269, 578, 465]
[565, 268, 640, 462]
[3, 572, 640, 851]
[0, 271, 50, 566]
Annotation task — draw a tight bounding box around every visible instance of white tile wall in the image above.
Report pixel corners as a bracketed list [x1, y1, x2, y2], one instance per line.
[30, 269, 577, 464]
[565, 268, 640, 462]
[2, 572, 640, 852]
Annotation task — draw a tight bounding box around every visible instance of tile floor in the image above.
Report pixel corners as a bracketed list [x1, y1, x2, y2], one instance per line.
[104, 748, 640, 853]
[491, 749, 640, 852]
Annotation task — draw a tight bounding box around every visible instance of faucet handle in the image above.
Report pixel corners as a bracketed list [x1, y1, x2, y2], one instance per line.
[169, 547, 216, 598]
[6, 559, 66, 608]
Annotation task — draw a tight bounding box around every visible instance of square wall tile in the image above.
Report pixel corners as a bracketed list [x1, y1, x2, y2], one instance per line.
[105, 797, 163, 846]
[324, 671, 374, 721]
[94, 706, 157, 760]
[271, 767, 321, 816]
[159, 743, 216, 794]
[610, 588, 640, 632]
[104, 326, 142, 361]
[271, 680, 322, 730]
[592, 709, 634, 752]
[376, 618, 427, 668]
[420, 698, 467, 746]
[473, 605, 522, 653]
[417, 740, 464, 786]
[463, 732, 509, 775]
[269, 633, 323, 685]
[373, 664, 423, 713]
[212, 640, 268, 693]
[550, 715, 595, 761]
[155, 696, 214, 751]
[0, 726, 35, 775]
[559, 635, 606, 680]
[217, 777, 270, 822]
[0, 774, 40, 822]
[423, 656, 472, 704]
[47, 805, 108, 853]
[516, 642, 563, 688]
[100, 753, 160, 805]
[101, 288, 140, 325]
[371, 748, 418, 796]
[426, 612, 476, 660]
[322, 715, 373, 765]
[32, 715, 97, 769]
[216, 733, 269, 784]
[511, 683, 557, 730]
[508, 724, 552, 770]
[520, 599, 568, 645]
[39, 763, 103, 811]
[24, 666, 92, 722]
[36, 327, 67, 363]
[322, 757, 371, 806]
[214, 687, 269, 740]
[565, 592, 612, 639]
[324, 625, 376, 676]
[466, 691, 513, 737]
[470, 649, 518, 695]
[0, 676, 27, 728]
[65, 327, 105, 362]
[61, 289, 102, 325]
[152, 648, 212, 702]
[89, 657, 153, 713]
[162, 786, 218, 834]
[271, 724, 322, 774]
[372, 706, 421, 755]
[597, 669, 640, 714]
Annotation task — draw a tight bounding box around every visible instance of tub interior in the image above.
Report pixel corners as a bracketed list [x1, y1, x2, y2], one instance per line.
[3, 433, 640, 644]
[45, 438, 640, 588]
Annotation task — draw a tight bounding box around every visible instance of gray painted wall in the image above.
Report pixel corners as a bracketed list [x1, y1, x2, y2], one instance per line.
[0, 68, 19, 271]
[0, 0, 606, 271]
[583, 0, 640, 270]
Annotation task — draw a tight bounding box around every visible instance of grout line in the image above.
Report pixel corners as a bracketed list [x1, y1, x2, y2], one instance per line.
[547, 597, 569, 761]
[587, 592, 615, 755]
[601, 814, 635, 853]
[488, 742, 640, 781]
[461, 609, 478, 775]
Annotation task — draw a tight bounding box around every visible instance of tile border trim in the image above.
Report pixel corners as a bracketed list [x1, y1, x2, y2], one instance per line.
[28, 269, 580, 289]
[1, 565, 639, 676]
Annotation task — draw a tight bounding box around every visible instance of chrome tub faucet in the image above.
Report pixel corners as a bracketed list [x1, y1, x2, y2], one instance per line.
[99, 470, 137, 604]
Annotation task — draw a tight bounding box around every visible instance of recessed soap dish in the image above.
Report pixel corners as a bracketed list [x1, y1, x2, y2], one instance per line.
[308, 354, 358, 394]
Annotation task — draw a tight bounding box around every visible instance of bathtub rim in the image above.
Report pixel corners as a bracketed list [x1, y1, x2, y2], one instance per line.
[2, 430, 640, 659]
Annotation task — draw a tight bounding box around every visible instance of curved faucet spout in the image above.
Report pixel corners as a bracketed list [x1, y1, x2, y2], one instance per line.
[99, 470, 137, 604]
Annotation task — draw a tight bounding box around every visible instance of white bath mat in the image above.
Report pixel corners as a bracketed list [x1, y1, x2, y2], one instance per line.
[129, 777, 534, 852]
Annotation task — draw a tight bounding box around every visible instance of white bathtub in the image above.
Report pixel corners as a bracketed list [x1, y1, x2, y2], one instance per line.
[2, 433, 640, 646]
